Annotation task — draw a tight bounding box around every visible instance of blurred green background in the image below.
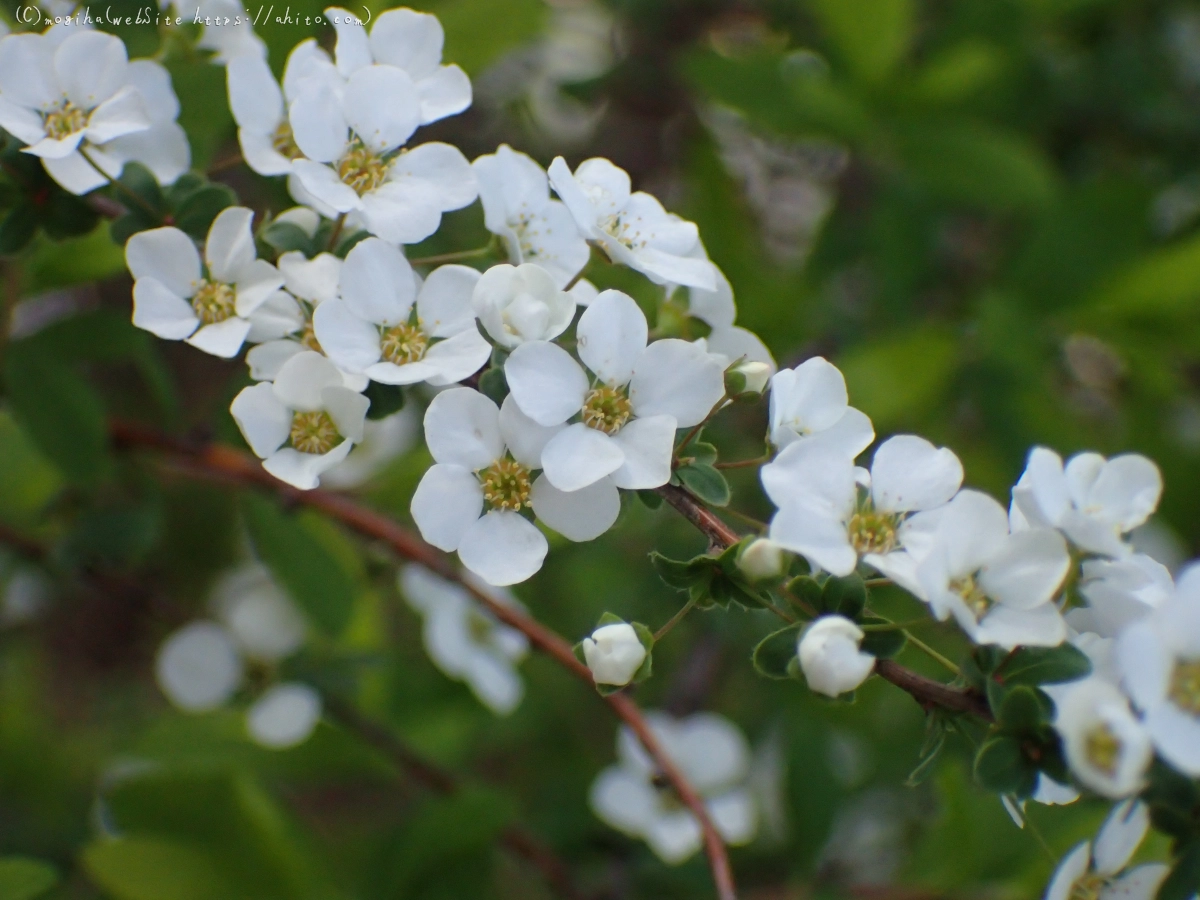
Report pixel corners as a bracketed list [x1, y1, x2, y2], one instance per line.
[0, 0, 1197, 896]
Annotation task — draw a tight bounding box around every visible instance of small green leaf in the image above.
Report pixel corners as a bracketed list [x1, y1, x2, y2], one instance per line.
[172, 183, 237, 241]
[998, 645, 1092, 686]
[0, 858, 58, 900]
[363, 381, 404, 420]
[1157, 842, 1200, 900]
[810, 0, 915, 83]
[677, 463, 731, 506]
[859, 617, 906, 658]
[241, 495, 357, 635]
[686, 441, 719, 467]
[477, 367, 508, 404]
[260, 221, 314, 257]
[117, 163, 168, 219]
[906, 714, 948, 787]
[636, 489, 663, 509]
[752, 624, 803, 679]
[785, 576, 822, 613]
[997, 685, 1052, 732]
[973, 736, 1036, 796]
[649, 551, 707, 590]
[821, 574, 866, 619]
[0, 204, 38, 254]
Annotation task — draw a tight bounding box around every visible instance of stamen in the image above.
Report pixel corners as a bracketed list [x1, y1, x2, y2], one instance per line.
[43, 101, 87, 140]
[479, 458, 532, 512]
[1083, 723, 1122, 776]
[950, 573, 990, 617]
[271, 121, 302, 160]
[1169, 660, 1200, 715]
[582, 385, 633, 435]
[847, 508, 898, 555]
[191, 280, 237, 325]
[337, 139, 389, 196]
[380, 323, 428, 365]
[290, 410, 341, 455]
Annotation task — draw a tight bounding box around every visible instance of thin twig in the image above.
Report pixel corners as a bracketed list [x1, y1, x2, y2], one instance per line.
[407, 246, 492, 267]
[108, 422, 740, 900]
[654, 596, 697, 642]
[713, 455, 770, 470]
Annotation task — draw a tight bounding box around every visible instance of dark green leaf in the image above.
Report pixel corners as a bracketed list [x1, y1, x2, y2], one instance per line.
[997, 685, 1052, 732]
[636, 489, 663, 509]
[752, 624, 803, 679]
[172, 184, 237, 241]
[0, 204, 38, 253]
[821, 574, 866, 619]
[686, 441, 718, 467]
[906, 714, 947, 787]
[859, 617, 906, 658]
[0, 858, 58, 900]
[363, 381, 405, 420]
[677, 463, 731, 506]
[241, 495, 357, 635]
[997, 644, 1092, 686]
[785, 576, 822, 614]
[973, 736, 1036, 796]
[477, 367, 508, 404]
[260, 221, 315, 257]
[41, 191, 100, 240]
[649, 551, 708, 590]
[1157, 842, 1200, 900]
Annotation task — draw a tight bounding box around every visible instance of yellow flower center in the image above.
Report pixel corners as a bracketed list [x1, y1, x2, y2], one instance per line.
[337, 139, 389, 196]
[847, 508, 899, 555]
[950, 573, 991, 617]
[290, 410, 341, 455]
[599, 213, 647, 251]
[1069, 873, 1108, 900]
[1084, 723, 1122, 776]
[300, 318, 322, 353]
[479, 458, 532, 512]
[582, 385, 633, 435]
[272, 121, 302, 160]
[43, 101, 87, 140]
[380, 323, 428, 365]
[191, 279, 237, 325]
[1169, 659, 1200, 715]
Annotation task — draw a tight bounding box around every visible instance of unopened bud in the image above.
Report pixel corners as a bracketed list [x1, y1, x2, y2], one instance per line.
[797, 615, 874, 698]
[726, 360, 771, 396]
[737, 538, 786, 583]
[583, 622, 648, 686]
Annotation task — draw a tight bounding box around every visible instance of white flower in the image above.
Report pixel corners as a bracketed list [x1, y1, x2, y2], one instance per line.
[504, 289, 725, 492]
[400, 565, 528, 715]
[763, 435, 963, 588]
[410, 387, 620, 586]
[230, 350, 369, 490]
[246, 682, 322, 749]
[194, 0, 266, 64]
[736, 538, 786, 583]
[1054, 678, 1152, 798]
[128, 206, 287, 358]
[324, 5, 472, 126]
[288, 61, 476, 244]
[1011, 447, 1162, 557]
[590, 711, 757, 864]
[313, 238, 489, 386]
[91, 59, 190, 188]
[797, 615, 875, 697]
[320, 407, 417, 489]
[1069, 554, 1173, 638]
[1044, 801, 1167, 900]
[547, 156, 716, 289]
[583, 622, 647, 686]
[155, 620, 242, 712]
[471, 262, 576, 349]
[0, 30, 152, 195]
[209, 563, 307, 661]
[473, 144, 590, 288]
[1116, 562, 1200, 775]
[226, 41, 338, 176]
[768, 357, 874, 457]
[917, 490, 1070, 649]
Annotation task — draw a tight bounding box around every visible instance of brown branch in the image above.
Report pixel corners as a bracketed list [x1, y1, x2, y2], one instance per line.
[0, 523, 47, 561]
[323, 698, 584, 900]
[109, 421, 739, 900]
[655, 484, 993, 722]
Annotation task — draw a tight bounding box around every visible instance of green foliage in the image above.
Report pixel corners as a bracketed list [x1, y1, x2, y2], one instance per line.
[752, 623, 803, 680]
[649, 541, 770, 610]
[110, 166, 236, 244]
[241, 495, 358, 636]
[0, 858, 58, 900]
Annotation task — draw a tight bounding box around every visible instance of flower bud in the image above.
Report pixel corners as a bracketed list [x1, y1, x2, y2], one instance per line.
[727, 360, 771, 396]
[583, 622, 648, 686]
[797, 615, 874, 697]
[736, 538, 786, 583]
[471, 263, 575, 348]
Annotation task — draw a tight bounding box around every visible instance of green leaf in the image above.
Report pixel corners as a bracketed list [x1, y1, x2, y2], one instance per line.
[649, 551, 708, 590]
[241, 495, 357, 635]
[997, 644, 1092, 686]
[85, 838, 245, 900]
[685, 440, 719, 467]
[3, 341, 109, 485]
[477, 366, 508, 404]
[906, 715, 947, 787]
[172, 183, 237, 241]
[426, 0, 548, 75]
[260, 222, 315, 257]
[0, 858, 58, 900]
[859, 617, 906, 658]
[677, 463, 731, 506]
[997, 685, 1052, 732]
[839, 326, 959, 430]
[1088, 230, 1200, 319]
[1157, 842, 1200, 900]
[785, 576, 823, 614]
[24, 224, 127, 293]
[0, 411, 62, 522]
[973, 736, 1036, 796]
[0, 204, 38, 254]
[809, 0, 915, 83]
[363, 381, 405, 420]
[752, 624, 803, 679]
[821, 574, 866, 619]
[636, 489, 663, 510]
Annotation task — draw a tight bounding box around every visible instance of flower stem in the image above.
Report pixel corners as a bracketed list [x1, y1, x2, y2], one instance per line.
[859, 618, 928, 632]
[408, 245, 494, 267]
[714, 454, 771, 470]
[326, 213, 347, 252]
[654, 596, 698, 641]
[902, 630, 960, 676]
[80, 149, 163, 224]
[674, 393, 730, 457]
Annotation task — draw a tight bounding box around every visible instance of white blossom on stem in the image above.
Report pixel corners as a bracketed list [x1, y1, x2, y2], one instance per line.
[230, 350, 369, 489]
[1054, 678, 1152, 798]
[768, 357, 874, 457]
[763, 435, 963, 588]
[917, 490, 1070, 649]
[1011, 447, 1162, 557]
[1044, 801, 1167, 900]
[547, 156, 716, 289]
[473, 144, 590, 288]
[97, 59, 190, 187]
[1069, 554, 1173, 638]
[583, 622, 647, 687]
[400, 565, 528, 715]
[798, 615, 875, 697]
[471, 262, 576, 349]
[590, 712, 758, 864]
[0, 30, 153, 194]
[313, 237, 490, 385]
[128, 207, 287, 358]
[246, 682, 322, 749]
[410, 387, 620, 586]
[504, 289, 724, 492]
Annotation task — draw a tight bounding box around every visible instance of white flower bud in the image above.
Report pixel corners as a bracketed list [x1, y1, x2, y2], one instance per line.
[736, 538, 786, 583]
[471, 263, 576, 348]
[730, 360, 771, 395]
[583, 622, 648, 686]
[797, 615, 875, 698]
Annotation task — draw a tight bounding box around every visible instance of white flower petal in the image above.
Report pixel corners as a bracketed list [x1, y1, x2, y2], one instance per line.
[423, 387, 504, 469]
[464, 647, 524, 715]
[504, 340, 589, 426]
[205, 206, 257, 283]
[0, 97, 48, 145]
[390, 141, 478, 211]
[263, 440, 353, 490]
[279, 251, 342, 305]
[416, 64, 472, 124]
[40, 151, 108, 195]
[340, 237, 417, 325]
[760, 439, 857, 515]
[312, 298, 381, 372]
[576, 289, 647, 386]
[186, 318, 251, 358]
[1089, 455, 1163, 533]
[0, 34, 58, 111]
[369, 7, 443, 78]
[322, 386, 369, 443]
[1093, 800, 1149, 876]
[540, 423, 624, 492]
[770, 499, 858, 576]
[411, 463, 483, 551]
[974, 603, 1067, 649]
[325, 5, 373, 76]
[609, 414, 676, 490]
[1045, 843, 1092, 900]
[498, 394, 563, 469]
[155, 621, 242, 712]
[589, 766, 660, 838]
[629, 338, 724, 427]
[342, 64, 420, 154]
[422, 328, 492, 386]
[416, 264, 481, 338]
[1145, 703, 1200, 776]
[288, 81, 347, 163]
[531, 474, 620, 542]
[979, 528, 1070, 610]
[55, 30, 127, 110]
[126, 226, 202, 298]
[231, 382, 291, 458]
[273, 350, 344, 410]
[226, 53, 282, 129]
[82, 86, 151, 144]
[457, 511, 548, 586]
[870, 435, 963, 513]
[291, 158, 361, 213]
[246, 682, 321, 749]
[132, 277, 199, 340]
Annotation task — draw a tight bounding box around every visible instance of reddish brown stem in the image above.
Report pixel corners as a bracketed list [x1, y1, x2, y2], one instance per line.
[109, 422, 740, 900]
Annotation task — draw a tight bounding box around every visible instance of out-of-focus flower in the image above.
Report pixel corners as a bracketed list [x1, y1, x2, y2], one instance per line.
[1054, 678, 1152, 798]
[1043, 801, 1167, 900]
[246, 683, 322, 748]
